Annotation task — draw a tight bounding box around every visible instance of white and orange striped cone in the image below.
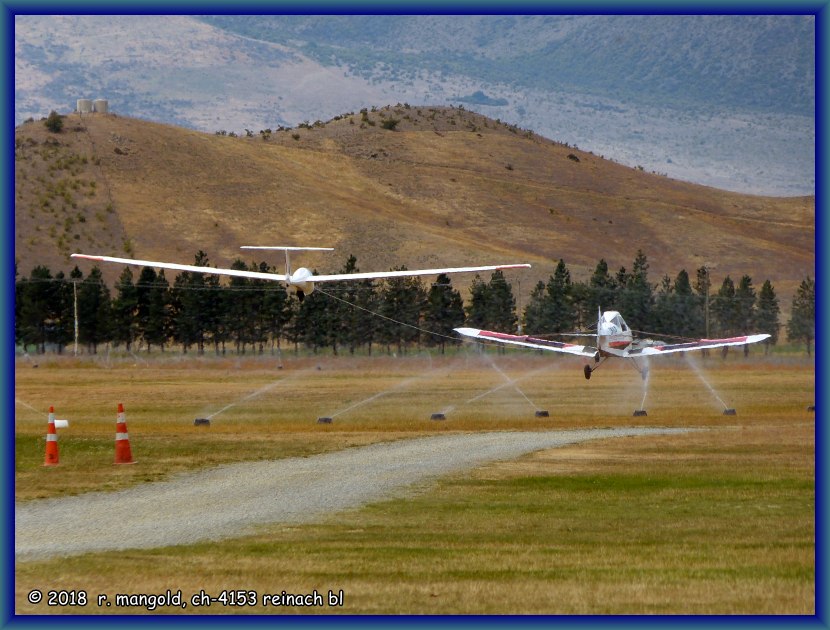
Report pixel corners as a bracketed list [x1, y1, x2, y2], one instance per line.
[43, 406, 59, 466]
[114, 403, 135, 465]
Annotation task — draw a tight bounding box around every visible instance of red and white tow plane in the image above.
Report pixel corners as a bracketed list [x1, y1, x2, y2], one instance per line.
[455, 309, 770, 380]
[71, 246, 531, 301]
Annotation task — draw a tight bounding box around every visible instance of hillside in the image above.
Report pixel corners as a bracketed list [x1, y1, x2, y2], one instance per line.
[14, 107, 814, 314]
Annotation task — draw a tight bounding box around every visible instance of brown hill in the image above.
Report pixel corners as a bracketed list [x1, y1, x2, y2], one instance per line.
[14, 105, 814, 316]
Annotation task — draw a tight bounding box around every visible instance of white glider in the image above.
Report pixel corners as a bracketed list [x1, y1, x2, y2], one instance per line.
[456, 309, 770, 380]
[71, 246, 531, 301]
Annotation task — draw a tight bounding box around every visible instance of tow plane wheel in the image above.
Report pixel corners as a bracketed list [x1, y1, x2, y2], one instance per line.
[584, 364, 592, 380]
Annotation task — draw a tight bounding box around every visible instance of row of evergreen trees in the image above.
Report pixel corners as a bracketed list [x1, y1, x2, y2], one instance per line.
[14, 249, 815, 356]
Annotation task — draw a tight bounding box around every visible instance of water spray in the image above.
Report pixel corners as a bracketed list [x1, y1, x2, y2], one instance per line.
[487, 359, 548, 415]
[319, 357, 466, 423]
[15, 399, 70, 427]
[684, 354, 735, 414]
[634, 359, 650, 416]
[198, 367, 317, 425]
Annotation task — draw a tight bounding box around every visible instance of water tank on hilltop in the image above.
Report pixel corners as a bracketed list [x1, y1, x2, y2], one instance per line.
[77, 99, 93, 114]
[93, 99, 109, 114]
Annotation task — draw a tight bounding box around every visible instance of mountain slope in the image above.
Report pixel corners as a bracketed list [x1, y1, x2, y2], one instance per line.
[198, 15, 815, 115]
[14, 108, 814, 311]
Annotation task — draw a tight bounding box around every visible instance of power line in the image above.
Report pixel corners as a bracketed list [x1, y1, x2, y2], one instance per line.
[316, 287, 460, 344]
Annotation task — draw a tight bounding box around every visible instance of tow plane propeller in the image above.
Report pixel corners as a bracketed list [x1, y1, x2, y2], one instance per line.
[455, 308, 770, 380]
[71, 247, 531, 301]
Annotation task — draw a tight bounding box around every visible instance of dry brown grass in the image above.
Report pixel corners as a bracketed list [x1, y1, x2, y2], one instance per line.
[14, 108, 814, 310]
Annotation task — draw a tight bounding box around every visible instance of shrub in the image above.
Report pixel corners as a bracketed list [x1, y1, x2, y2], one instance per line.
[44, 111, 63, 133]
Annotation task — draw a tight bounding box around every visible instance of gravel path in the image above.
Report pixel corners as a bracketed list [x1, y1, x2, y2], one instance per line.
[16, 427, 693, 561]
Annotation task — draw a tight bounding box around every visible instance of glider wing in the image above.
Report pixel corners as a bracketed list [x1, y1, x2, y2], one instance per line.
[70, 254, 288, 282]
[312, 264, 531, 283]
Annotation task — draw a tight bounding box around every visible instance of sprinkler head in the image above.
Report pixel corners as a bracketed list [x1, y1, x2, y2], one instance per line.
[317, 417, 333, 424]
[633, 410, 648, 417]
[430, 413, 446, 421]
[535, 410, 550, 418]
[194, 418, 210, 426]
[722, 408, 737, 416]
[808, 405, 815, 412]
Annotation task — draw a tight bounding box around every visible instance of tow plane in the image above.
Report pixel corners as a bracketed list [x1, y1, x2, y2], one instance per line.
[71, 246, 531, 301]
[455, 309, 770, 380]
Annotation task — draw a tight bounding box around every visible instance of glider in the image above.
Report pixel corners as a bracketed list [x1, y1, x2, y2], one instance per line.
[71, 246, 531, 301]
[455, 309, 770, 380]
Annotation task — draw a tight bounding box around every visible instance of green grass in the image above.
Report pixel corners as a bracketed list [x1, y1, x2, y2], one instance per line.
[14, 353, 815, 614]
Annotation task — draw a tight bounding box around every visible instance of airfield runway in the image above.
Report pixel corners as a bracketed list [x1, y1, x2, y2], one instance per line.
[16, 427, 695, 561]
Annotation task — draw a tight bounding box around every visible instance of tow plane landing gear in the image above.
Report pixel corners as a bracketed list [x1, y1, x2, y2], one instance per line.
[584, 355, 604, 380]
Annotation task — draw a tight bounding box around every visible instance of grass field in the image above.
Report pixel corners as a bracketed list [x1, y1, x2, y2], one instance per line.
[13, 349, 815, 615]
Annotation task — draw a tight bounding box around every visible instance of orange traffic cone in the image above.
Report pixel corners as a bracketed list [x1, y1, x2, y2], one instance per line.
[114, 403, 135, 464]
[43, 406, 59, 466]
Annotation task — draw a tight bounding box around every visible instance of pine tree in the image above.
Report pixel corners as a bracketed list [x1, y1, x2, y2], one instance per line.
[652, 274, 675, 335]
[173, 251, 216, 354]
[424, 273, 465, 353]
[465, 275, 490, 329]
[787, 276, 815, 356]
[378, 268, 426, 355]
[735, 275, 756, 356]
[673, 269, 704, 338]
[694, 266, 714, 350]
[588, 258, 617, 315]
[755, 280, 780, 353]
[712, 276, 738, 337]
[323, 256, 377, 355]
[347, 277, 378, 355]
[523, 281, 547, 334]
[296, 280, 330, 353]
[249, 261, 275, 354]
[144, 270, 171, 351]
[225, 259, 253, 353]
[111, 267, 138, 350]
[135, 266, 159, 351]
[711, 275, 742, 357]
[618, 250, 653, 332]
[543, 259, 576, 333]
[17, 265, 60, 353]
[77, 267, 112, 353]
[485, 269, 517, 333]
[53, 271, 74, 353]
[261, 268, 293, 354]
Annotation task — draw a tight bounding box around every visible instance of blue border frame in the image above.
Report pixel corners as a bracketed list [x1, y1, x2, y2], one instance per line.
[4, 3, 825, 629]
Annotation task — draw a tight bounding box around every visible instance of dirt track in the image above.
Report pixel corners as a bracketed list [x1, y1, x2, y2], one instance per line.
[16, 427, 694, 561]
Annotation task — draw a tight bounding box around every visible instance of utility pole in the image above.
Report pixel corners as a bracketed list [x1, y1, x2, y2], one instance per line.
[73, 279, 79, 356]
[705, 271, 709, 339]
[516, 278, 522, 334]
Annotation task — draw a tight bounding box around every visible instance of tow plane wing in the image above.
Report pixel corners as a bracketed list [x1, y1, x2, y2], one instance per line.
[455, 309, 771, 381]
[624, 334, 771, 357]
[453, 328, 599, 359]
